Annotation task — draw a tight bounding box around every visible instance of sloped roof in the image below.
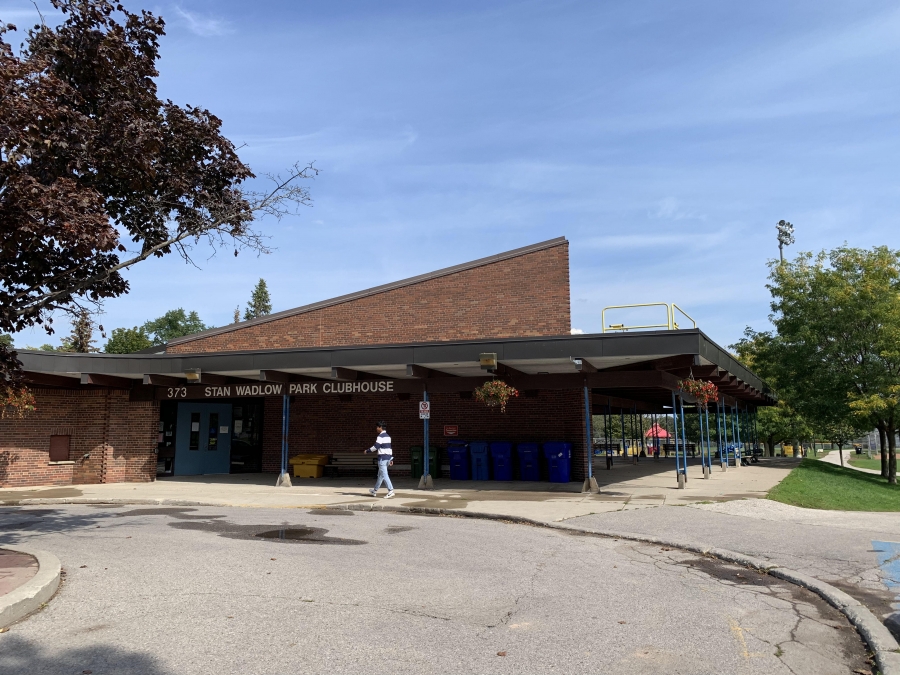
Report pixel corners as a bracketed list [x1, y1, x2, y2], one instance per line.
[167, 237, 568, 347]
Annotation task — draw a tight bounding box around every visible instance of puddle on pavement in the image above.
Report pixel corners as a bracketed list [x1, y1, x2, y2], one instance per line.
[168, 520, 366, 545]
[0, 487, 84, 502]
[257, 528, 319, 540]
[830, 577, 897, 622]
[384, 526, 414, 534]
[116, 508, 225, 520]
[307, 509, 354, 516]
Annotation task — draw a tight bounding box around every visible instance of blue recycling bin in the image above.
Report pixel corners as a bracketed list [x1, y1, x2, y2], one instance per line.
[447, 441, 470, 480]
[517, 442, 541, 481]
[469, 441, 490, 480]
[543, 441, 571, 483]
[489, 441, 513, 481]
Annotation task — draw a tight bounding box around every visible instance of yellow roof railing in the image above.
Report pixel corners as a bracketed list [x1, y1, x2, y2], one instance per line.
[600, 303, 697, 333]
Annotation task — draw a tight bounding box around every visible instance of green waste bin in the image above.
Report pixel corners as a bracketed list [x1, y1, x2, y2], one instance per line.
[410, 445, 440, 479]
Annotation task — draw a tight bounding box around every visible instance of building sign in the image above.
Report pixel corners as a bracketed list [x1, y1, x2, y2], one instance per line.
[419, 401, 431, 419]
[444, 425, 459, 436]
[157, 380, 397, 400]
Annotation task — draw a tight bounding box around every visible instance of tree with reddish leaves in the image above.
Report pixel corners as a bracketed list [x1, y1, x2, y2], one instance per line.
[0, 1, 315, 406]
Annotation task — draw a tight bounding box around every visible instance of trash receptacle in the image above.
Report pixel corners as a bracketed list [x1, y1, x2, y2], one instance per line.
[447, 441, 470, 480]
[410, 445, 440, 479]
[518, 443, 540, 481]
[543, 441, 571, 483]
[489, 441, 513, 481]
[470, 441, 490, 480]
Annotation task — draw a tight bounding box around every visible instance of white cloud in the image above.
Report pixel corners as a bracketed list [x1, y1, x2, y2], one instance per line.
[570, 328, 584, 335]
[173, 6, 232, 37]
[651, 197, 704, 222]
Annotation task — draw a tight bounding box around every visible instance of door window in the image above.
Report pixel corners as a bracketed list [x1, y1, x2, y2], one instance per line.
[208, 413, 219, 451]
[189, 412, 201, 450]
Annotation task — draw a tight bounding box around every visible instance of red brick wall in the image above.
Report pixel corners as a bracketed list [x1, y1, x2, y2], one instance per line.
[0, 388, 158, 489]
[263, 388, 588, 482]
[169, 243, 570, 353]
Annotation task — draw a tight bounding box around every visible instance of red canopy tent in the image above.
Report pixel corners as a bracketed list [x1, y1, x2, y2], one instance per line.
[644, 423, 670, 439]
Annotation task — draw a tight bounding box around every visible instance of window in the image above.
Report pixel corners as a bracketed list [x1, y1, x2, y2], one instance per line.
[207, 413, 219, 451]
[49, 435, 71, 462]
[189, 412, 201, 450]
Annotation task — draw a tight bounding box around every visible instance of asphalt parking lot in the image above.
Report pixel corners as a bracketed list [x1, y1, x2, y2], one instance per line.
[0, 506, 873, 675]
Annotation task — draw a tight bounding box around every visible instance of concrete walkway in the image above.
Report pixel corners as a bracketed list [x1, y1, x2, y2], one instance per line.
[0, 550, 37, 598]
[0, 457, 797, 522]
[820, 450, 882, 474]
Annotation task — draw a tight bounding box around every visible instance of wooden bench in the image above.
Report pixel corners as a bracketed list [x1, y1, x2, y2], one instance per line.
[323, 452, 377, 477]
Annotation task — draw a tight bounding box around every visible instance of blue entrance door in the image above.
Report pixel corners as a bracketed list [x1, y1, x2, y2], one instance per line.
[175, 403, 232, 475]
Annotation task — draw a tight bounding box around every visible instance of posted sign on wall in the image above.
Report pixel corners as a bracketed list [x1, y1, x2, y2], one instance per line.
[419, 401, 431, 419]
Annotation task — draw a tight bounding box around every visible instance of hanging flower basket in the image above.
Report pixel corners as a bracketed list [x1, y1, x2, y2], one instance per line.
[473, 380, 519, 413]
[678, 377, 718, 409]
[2, 386, 37, 419]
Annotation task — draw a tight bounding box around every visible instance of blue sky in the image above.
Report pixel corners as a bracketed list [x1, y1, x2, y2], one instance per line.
[5, 0, 900, 349]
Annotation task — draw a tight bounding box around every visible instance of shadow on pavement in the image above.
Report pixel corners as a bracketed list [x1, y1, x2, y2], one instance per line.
[0, 634, 171, 675]
[0, 507, 126, 546]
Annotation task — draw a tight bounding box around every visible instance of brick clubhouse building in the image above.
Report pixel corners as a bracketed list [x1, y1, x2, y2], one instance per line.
[0, 237, 770, 489]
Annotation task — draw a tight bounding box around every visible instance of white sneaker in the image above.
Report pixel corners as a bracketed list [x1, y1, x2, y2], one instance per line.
[368, 489, 378, 497]
[384, 490, 395, 499]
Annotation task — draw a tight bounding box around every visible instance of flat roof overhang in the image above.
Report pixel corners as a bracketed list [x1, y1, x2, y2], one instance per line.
[16, 329, 774, 410]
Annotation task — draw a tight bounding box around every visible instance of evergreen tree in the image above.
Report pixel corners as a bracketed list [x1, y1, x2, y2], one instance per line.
[244, 279, 272, 320]
[105, 327, 153, 354]
[233, 306, 241, 323]
[60, 309, 98, 353]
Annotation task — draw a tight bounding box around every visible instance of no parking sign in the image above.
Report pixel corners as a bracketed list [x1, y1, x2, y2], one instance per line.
[419, 401, 431, 419]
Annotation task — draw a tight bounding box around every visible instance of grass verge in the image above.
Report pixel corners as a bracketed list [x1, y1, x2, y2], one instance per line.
[848, 455, 883, 471]
[768, 459, 899, 511]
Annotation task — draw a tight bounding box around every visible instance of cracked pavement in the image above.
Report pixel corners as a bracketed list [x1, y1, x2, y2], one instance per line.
[0, 505, 874, 675]
[564, 499, 900, 623]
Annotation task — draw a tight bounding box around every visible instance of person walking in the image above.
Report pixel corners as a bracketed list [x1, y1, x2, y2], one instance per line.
[367, 421, 395, 499]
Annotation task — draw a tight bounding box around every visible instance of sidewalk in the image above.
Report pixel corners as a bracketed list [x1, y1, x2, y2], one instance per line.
[819, 450, 882, 474]
[0, 550, 38, 598]
[0, 457, 797, 522]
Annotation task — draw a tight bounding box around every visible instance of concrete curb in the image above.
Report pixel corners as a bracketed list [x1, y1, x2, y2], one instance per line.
[4, 497, 899, 673]
[0, 545, 61, 629]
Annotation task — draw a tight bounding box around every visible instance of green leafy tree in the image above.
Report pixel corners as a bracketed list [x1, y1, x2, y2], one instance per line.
[142, 309, 209, 345]
[750, 246, 900, 483]
[243, 279, 272, 320]
[104, 326, 153, 354]
[0, 334, 11, 348]
[750, 402, 811, 456]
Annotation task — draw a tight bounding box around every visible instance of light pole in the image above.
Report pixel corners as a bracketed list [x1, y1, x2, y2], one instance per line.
[776, 220, 795, 263]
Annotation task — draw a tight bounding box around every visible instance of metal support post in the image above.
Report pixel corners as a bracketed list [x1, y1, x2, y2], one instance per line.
[276, 394, 292, 487]
[717, 399, 727, 471]
[419, 389, 433, 489]
[672, 391, 684, 488]
[620, 410, 627, 462]
[703, 406, 712, 477]
[631, 407, 638, 464]
[582, 386, 599, 492]
[679, 392, 688, 484]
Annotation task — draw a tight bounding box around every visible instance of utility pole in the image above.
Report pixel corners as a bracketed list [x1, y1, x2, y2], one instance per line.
[776, 220, 795, 263]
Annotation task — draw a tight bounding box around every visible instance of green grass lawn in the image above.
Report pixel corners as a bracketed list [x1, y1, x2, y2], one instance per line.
[768, 458, 900, 511]
[848, 455, 883, 471]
